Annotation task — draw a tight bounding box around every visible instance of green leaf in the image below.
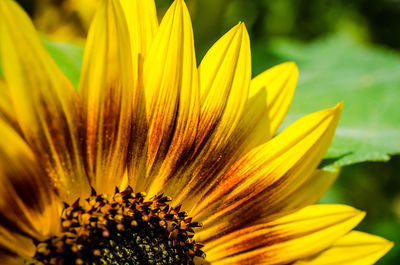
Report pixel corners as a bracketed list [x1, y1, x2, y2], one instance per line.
[43, 39, 84, 89]
[252, 34, 400, 168]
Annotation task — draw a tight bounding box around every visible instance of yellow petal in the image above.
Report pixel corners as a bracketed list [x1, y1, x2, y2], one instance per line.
[0, 0, 89, 201]
[0, 119, 60, 244]
[158, 23, 251, 205]
[294, 231, 393, 265]
[192, 103, 343, 239]
[79, 0, 134, 194]
[119, 0, 158, 59]
[202, 167, 339, 239]
[141, 0, 200, 194]
[177, 62, 297, 207]
[238, 62, 298, 149]
[205, 204, 365, 265]
[263, 168, 340, 215]
[118, 0, 158, 186]
[196, 22, 251, 149]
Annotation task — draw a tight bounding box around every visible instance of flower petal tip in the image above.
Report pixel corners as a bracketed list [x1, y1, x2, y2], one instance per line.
[169, 0, 191, 22]
[358, 210, 367, 219]
[336, 101, 344, 108]
[332, 101, 344, 115]
[237, 21, 246, 28]
[229, 22, 247, 36]
[239, 22, 249, 33]
[380, 240, 395, 258]
[335, 205, 366, 223]
[387, 240, 395, 249]
[174, 0, 186, 9]
[351, 210, 367, 228]
[285, 61, 299, 77]
[286, 61, 299, 70]
[271, 61, 298, 78]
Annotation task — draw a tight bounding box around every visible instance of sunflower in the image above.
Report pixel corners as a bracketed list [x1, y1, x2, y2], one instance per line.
[0, 0, 393, 264]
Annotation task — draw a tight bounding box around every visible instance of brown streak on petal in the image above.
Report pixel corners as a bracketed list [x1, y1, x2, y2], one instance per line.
[127, 54, 148, 189]
[0, 120, 61, 242]
[141, 0, 200, 197]
[79, 0, 134, 194]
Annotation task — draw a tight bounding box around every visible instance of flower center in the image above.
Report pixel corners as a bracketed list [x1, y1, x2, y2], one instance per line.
[32, 187, 205, 265]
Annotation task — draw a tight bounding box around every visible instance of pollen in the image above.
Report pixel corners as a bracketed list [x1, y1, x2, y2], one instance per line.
[31, 187, 205, 265]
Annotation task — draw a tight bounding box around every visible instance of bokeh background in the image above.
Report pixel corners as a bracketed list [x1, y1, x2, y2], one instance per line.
[15, 0, 400, 264]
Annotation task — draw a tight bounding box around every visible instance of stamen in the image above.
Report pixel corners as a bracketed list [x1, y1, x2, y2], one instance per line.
[32, 187, 205, 265]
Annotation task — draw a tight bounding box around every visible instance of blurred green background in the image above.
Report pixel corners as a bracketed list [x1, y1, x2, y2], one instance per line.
[15, 0, 400, 264]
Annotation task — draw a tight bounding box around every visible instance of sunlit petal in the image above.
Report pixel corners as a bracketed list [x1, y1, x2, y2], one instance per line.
[0, 0, 89, 201]
[79, 0, 134, 194]
[119, 0, 158, 60]
[172, 22, 251, 207]
[142, 0, 200, 196]
[0, 119, 60, 250]
[205, 205, 365, 264]
[193, 103, 342, 239]
[294, 231, 393, 265]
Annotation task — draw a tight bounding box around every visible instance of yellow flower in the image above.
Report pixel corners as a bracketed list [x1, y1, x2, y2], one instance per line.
[0, 0, 393, 264]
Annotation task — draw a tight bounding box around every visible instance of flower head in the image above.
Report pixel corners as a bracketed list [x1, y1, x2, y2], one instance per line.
[0, 0, 393, 264]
